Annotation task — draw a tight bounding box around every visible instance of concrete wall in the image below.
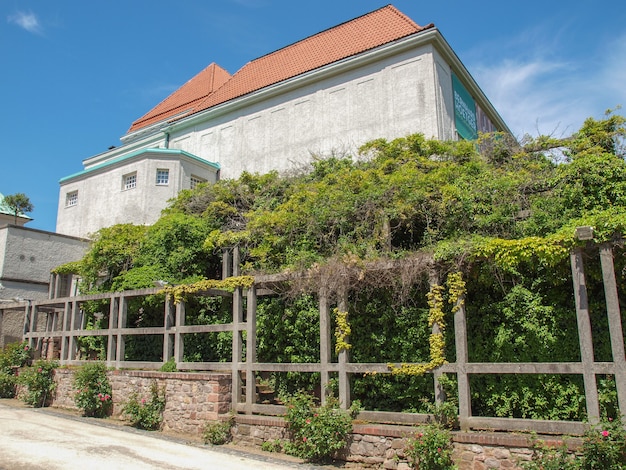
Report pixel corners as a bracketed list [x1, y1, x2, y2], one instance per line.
[57, 153, 218, 238]
[0, 225, 88, 301]
[169, 45, 452, 180]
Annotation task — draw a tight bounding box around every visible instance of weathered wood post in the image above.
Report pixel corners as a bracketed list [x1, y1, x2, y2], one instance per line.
[115, 296, 128, 368]
[599, 243, 626, 418]
[429, 271, 445, 405]
[162, 295, 175, 364]
[453, 284, 471, 431]
[319, 285, 331, 405]
[245, 285, 257, 414]
[337, 289, 350, 409]
[174, 299, 185, 364]
[570, 236, 600, 423]
[107, 296, 119, 364]
[231, 246, 244, 408]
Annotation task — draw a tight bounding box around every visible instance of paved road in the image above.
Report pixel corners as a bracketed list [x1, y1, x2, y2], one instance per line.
[0, 402, 319, 470]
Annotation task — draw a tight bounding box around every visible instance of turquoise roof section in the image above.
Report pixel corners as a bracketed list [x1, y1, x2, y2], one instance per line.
[0, 192, 32, 220]
[59, 148, 220, 183]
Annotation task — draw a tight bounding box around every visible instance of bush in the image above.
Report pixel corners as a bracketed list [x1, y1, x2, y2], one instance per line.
[159, 357, 177, 372]
[0, 341, 32, 398]
[122, 380, 166, 430]
[405, 423, 455, 470]
[17, 359, 58, 407]
[523, 441, 578, 470]
[73, 362, 112, 417]
[283, 391, 355, 462]
[579, 417, 626, 469]
[203, 416, 234, 445]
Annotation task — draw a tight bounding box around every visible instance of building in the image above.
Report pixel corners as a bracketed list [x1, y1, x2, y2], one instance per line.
[57, 5, 509, 239]
[0, 224, 88, 303]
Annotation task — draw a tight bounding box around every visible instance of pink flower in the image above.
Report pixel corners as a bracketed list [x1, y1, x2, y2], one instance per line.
[602, 430, 610, 437]
[24, 346, 29, 351]
[302, 437, 307, 442]
[437, 447, 442, 453]
[37, 368, 42, 373]
[141, 398, 146, 404]
[305, 419, 311, 424]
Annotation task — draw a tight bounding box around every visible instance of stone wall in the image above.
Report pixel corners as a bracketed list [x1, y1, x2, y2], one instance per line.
[53, 369, 231, 435]
[230, 415, 580, 469]
[50, 369, 579, 468]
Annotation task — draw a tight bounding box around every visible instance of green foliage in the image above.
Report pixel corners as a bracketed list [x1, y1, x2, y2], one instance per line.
[160, 357, 177, 372]
[0, 341, 31, 398]
[73, 362, 112, 418]
[261, 439, 284, 453]
[579, 417, 626, 469]
[2, 192, 33, 223]
[202, 416, 234, 445]
[282, 391, 355, 462]
[405, 424, 456, 470]
[122, 381, 166, 430]
[523, 441, 578, 470]
[17, 359, 58, 407]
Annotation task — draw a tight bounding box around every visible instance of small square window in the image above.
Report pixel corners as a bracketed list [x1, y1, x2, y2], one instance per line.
[156, 169, 169, 185]
[123, 172, 137, 190]
[190, 175, 207, 190]
[65, 191, 78, 207]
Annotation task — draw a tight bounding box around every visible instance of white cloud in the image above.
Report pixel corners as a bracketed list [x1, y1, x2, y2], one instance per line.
[469, 31, 626, 140]
[8, 10, 43, 35]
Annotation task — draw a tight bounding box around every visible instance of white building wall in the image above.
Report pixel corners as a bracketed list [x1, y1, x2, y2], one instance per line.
[57, 154, 218, 238]
[169, 45, 447, 180]
[0, 225, 88, 301]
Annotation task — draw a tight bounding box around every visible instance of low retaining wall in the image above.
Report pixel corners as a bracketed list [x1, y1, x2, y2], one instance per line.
[53, 369, 231, 435]
[51, 369, 580, 469]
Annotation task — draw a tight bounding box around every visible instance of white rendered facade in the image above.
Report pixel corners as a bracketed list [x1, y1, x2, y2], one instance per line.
[57, 149, 219, 238]
[57, 21, 507, 239]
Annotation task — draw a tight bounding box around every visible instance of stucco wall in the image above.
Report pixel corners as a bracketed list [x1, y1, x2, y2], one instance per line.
[57, 154, 218, 238]
[0, 225, 87, 301]
[170, 44, 452, 180]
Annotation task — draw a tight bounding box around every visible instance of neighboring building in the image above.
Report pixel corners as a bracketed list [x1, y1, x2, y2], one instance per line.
[57, 5, 509, 239]
[0, 193, 32, 227]
[0, 225, 88, 302]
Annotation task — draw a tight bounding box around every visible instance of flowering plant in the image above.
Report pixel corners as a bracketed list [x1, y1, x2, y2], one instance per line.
[579, 416, 626, 469]
[122, 380, 166, 430]
[17, 359, 58, 407]
[405, 423, 455, 470]
[283, 391, 355, 462]
[73, 362, 112, 417]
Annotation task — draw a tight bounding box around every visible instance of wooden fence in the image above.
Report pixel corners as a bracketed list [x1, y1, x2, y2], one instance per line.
[3, 238, 625, 435]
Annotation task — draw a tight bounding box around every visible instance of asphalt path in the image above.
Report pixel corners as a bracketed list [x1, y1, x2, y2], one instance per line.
[0, 402, 324, 470]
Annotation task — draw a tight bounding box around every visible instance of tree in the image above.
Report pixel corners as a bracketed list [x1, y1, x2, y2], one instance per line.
[3, 193, 33, 224]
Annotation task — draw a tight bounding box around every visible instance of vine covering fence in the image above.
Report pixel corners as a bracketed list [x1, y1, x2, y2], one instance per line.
[4, 237, 625, 435]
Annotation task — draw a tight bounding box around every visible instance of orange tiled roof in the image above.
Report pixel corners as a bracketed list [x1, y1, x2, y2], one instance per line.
[128, 5, 433, 134]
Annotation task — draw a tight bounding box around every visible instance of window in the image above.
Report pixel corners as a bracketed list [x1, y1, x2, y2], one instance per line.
[123, 172, 137, 190]
[190, 175, 207, 189]
[156, 169, 169, 185]
[65, 191, 78, 207]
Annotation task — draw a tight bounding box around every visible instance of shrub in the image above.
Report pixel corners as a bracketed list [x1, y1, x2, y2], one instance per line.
[579, 417, 626, 469]
[261, 439, 284, 453]
[203, 416, 234, 445]
[159, 357, 177, 372]
[405, 423, 456, 470]
[0, 341, 32, 398]
[523, 441, 578, 470]
[122, 380, 166, 430]
[73, 362, 112, 417]
[283, 391, 355, 462]
[17, 359, 58, 407]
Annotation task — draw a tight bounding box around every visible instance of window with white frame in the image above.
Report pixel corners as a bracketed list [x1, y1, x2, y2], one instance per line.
[65, 190, 78, 207]
[123, 172, 137, 190]
[190, 175, 207, 189]
[156, 169, 169, 185]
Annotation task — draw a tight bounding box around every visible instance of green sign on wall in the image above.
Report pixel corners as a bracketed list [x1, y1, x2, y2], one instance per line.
[452, 74, 477, 140]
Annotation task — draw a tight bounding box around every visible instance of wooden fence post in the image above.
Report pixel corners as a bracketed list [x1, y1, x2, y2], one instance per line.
[571, 248, 600, 422]
[319, 287, 331, 405]
[337, 289, 350, 409]
[599, 243, 626, 418]
[454, 291, 471, 431]
[245, 285, 257, 414]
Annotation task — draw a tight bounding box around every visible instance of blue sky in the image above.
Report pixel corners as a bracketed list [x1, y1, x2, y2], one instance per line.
[2, 1, 625, 233]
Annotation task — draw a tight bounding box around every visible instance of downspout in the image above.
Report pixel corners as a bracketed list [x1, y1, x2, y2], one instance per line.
[163, 127, 171, 149]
